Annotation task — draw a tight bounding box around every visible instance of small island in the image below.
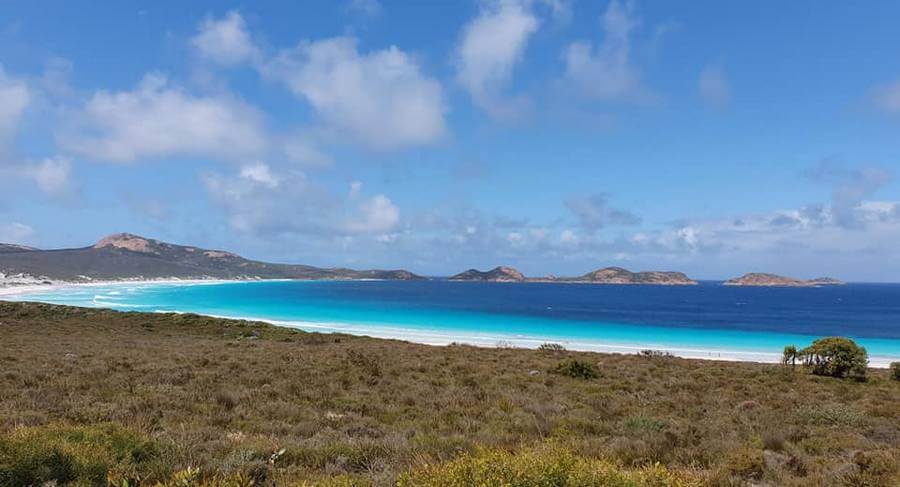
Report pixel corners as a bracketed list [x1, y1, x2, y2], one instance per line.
[449, 266, 526, 282]
[724, 273, 845, 287]
[568, 267, 698, 285]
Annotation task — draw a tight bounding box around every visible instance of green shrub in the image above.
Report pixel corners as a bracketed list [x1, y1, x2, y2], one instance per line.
[890, 362, 900, 381]
[798, 337, 868, 379]
[538, 342, 566, 353]
[553, 359, 599, 380]
[397, 445, 701, 486]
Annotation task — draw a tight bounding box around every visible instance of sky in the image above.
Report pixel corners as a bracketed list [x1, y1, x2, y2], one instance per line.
[1, 1, 900, 281]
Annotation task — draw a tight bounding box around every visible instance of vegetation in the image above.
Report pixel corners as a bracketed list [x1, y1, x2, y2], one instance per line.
[0, 301, 898, 486]
[551, 359, 599, 379]
[797, 337, 868, 379]
[782, 345, 798, 368]
[891, 362, 900, 381]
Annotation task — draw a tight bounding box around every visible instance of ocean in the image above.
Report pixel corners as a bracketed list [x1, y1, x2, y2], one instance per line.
[6, 280, 900, 366]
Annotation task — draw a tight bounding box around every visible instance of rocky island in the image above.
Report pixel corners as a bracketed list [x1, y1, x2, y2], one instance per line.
[724, 273, 845, 287]
[0, 233, 425, 285]
[569, 267, 698, 285]
[449, 266, 526, 282]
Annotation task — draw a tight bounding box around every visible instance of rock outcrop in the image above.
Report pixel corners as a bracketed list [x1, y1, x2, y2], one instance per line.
[449, 266, 526, 282]
[724, 273, 845, 287]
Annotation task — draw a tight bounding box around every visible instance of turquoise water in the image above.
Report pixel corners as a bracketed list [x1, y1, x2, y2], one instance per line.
[7, 280, 900, 366]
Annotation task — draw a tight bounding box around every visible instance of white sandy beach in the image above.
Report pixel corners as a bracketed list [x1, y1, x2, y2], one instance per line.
[2, 279, 897, 368]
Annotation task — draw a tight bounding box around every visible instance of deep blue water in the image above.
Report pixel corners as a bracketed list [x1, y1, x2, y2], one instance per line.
[8, 280, 900, 364]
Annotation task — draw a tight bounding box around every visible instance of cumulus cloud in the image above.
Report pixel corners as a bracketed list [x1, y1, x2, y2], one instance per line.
[264, 37, 446, 151]
[24, 157, 72, 197]
[455, 0, 539, 120]
[61, 74, 267, 163]
[239, 161, 279, 188]
[0, 222, 35, 243]
[203, 165, 400, 237]
[191, 11, 260, 66]
[566, 193, 641, 231]
[562, 0, 650, 103]
[0, 65, 30, 160]
[698, 65, 730, 109]
[803, 160, 892, 228]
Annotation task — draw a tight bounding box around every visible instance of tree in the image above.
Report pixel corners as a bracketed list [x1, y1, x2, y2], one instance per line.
[798, 337, 868, 379]
[782, 345, 798, 369]
[890, 362, 900, 381]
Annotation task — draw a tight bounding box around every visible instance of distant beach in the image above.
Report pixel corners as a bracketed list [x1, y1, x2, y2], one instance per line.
[5, 279, 900, 368]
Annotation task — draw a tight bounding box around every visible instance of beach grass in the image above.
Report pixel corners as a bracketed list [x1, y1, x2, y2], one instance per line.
[0, 301, 898, 485]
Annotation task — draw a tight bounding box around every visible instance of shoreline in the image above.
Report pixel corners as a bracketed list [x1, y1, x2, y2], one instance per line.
[2, 279, 897, 368]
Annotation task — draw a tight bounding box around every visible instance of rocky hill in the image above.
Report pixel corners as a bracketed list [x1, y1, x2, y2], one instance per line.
[571, 267, 698, 285]
[0, 233, 424, 283]
[0, 243, 37, 254]
[724, 273, 845, 287]
[449, 266, 525, 282]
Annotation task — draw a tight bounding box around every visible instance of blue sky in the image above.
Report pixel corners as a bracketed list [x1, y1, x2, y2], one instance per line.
[2, 1, 900, 280]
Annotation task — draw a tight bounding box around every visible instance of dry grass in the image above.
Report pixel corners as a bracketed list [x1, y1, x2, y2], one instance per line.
[0, 301, 898, 486]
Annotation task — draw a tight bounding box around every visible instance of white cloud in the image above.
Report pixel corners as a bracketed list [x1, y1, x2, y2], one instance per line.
[0, 222, 34, 243]
[0, 65, 30, 159]
[204, 165, 399, 237]
[871, 79, 900, 114]
[239, 161, 279, 188]
[61, 73, 267, 163]
[265, 37, 446, 151]
[455, 0, 538, 119]
[25, 157, 71, 196]
[346, 193, 400, 234]
[191, 11, 260, 66]
[562, 0, 649, 102]
[698, 65, 730, 109]
[565, 193, 641, 231]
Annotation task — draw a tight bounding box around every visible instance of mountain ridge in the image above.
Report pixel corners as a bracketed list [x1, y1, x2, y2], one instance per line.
[0, 233, 424, 284]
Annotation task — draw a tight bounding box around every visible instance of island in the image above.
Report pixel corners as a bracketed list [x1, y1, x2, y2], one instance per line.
[0, 233, 425, 285]
[449, 266, 526, 282]
[449, 266, 698, 285]
[724, 272, 845, 287]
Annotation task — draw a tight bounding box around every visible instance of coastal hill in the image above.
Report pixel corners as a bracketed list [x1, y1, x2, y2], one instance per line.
[724, 272, 845, 287]
[571, 267, 698, 285]
[0, 233, 424, 283]
[449, 266, 526, 282]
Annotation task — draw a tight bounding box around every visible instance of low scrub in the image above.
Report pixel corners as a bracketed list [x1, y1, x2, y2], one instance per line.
[0, 424, 159, 486]
[553, 359, 599, 380]
[398, 445, 701, 486]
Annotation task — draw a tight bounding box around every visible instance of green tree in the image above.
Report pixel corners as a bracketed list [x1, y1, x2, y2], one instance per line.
[890, 362, 900, 381]
[798, 337, 868, 379]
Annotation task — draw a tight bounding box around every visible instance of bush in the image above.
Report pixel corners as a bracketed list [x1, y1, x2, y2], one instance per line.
[397, 445, 701, 486]
[797, 337, 868, 379]
[553, 359, 598, 380]
[890, 362, 900, 381]
[538, 342, 566, 353]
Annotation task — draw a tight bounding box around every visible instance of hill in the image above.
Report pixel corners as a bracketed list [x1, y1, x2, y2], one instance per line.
[725, 273, 845, 287]
[570, 267, 698, 285]
[0, 233, 424, 283]
[0, 301, 897, 485]
[449, 266, 526, 282]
